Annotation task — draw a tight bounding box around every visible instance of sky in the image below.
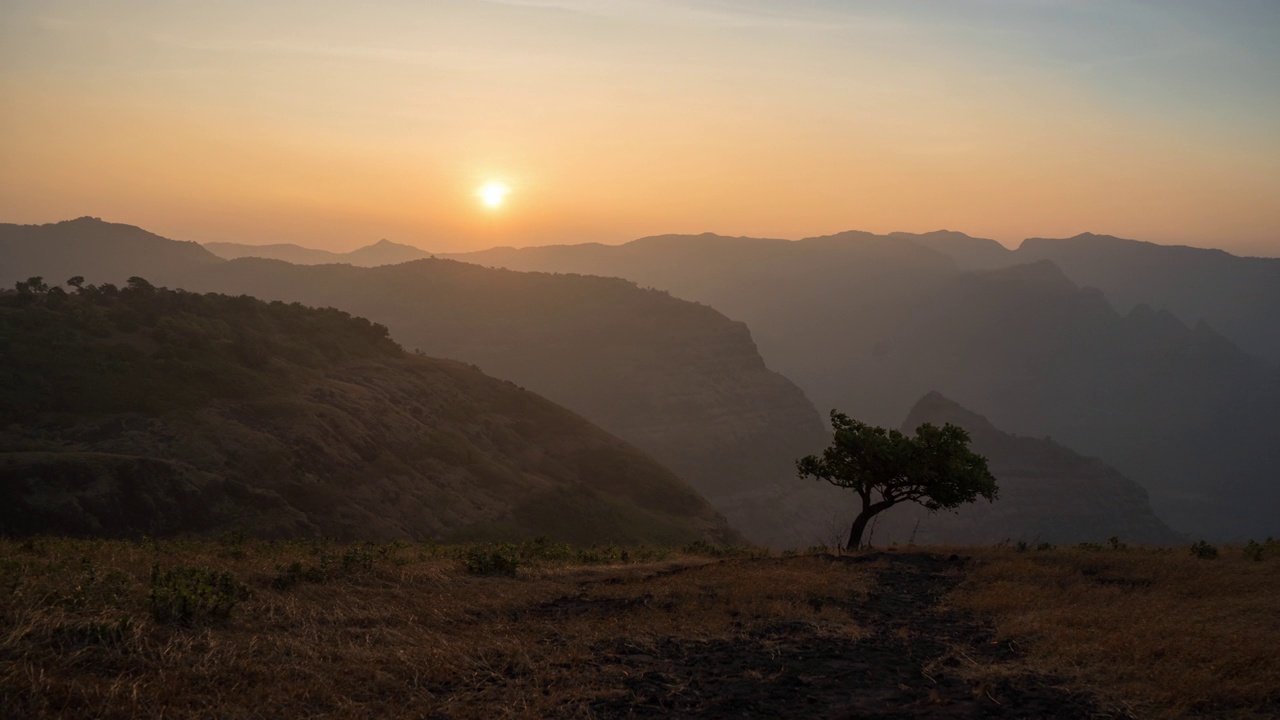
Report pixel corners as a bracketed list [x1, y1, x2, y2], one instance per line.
[1, 0, 1278, 254]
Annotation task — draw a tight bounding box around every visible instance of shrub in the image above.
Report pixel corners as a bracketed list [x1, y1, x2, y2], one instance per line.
[463, 545, 521, 577]
[1243, 540, 1262, 561]
[1189, 540, 1218, 560]
[149, 564, 251, 624]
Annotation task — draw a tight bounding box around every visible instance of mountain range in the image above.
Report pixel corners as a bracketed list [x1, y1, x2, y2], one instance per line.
[204, 238, 432, 267]
[871, 392, 1182, 546]
[444, 230, 1280, 540]
[6, 218, 1278, 542]
[0, 218, 829, 547]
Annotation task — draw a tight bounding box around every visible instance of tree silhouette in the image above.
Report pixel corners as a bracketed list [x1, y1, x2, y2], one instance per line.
[797, 411, 997, 549]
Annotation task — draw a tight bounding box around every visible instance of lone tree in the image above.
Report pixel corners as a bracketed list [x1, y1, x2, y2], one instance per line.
[797, 411, 997, 550]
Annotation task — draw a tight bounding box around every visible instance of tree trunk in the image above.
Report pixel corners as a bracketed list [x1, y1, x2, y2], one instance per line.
[846, 511, 872, 550]
[845, 499, 895, 550]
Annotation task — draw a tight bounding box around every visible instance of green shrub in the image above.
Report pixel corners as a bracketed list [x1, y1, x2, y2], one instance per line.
[149, 564, 250, 624]
[1189, 540, 1218, 560]
[517, 536, 574, 563]
[1243, 540, 1264, 561]
[463, 545, 521, 577]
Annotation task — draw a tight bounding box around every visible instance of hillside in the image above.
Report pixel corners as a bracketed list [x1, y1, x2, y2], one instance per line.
[445, 232, 1280, 540]
[855, 262, 1280, 538]
[0, 281, 740, 545]
[0, 219, 828, 547]
[204, 238, 432, 266]
[167, 257, 832, 547]
[0, 218, 222, 285]
[1016, 233, 1280, 363]
[866, 392, 1182, 545]
[911, 231, 1280, 364]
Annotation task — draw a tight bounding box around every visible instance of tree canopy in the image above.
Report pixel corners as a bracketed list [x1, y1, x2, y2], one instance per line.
[797, 410, 997, 549]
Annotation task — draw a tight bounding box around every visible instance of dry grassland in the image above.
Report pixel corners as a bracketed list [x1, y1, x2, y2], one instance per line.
[4, 537, 1277, 719]
[0, 538, 869, 719]
[950, 544, 1280, 719]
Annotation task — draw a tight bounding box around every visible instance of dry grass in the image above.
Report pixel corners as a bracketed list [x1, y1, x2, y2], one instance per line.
[0, 537, 871, 719]
[11, 536, 1278, 718]
[948, 543, 1280, 719]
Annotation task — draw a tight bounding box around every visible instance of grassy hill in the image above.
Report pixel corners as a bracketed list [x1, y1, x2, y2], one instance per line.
[0, 278, 741, 545]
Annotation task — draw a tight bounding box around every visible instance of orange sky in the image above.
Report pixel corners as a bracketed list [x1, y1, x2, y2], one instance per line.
[2, 1, 1278, 255]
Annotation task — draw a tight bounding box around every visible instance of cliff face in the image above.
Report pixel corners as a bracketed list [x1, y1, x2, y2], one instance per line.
[172, 258, 831, 546]
[0, 286, 741, 545]
[866, 392, 1182, 546]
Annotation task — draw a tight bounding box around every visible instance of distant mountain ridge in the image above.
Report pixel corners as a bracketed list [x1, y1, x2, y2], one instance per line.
[0, 217, 222, 284]
[904, 231, 1280, 364]
[8, 218, 1279, 541]
[0, 282, 740, 544]
[0, 218, 830, 547]
[443, 228, 1280, 541]
[872, 392, 1183, 545]
[204, 238, 432, 267]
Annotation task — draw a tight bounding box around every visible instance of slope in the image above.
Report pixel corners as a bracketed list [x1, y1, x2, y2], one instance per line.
[0, 281, 740, 545]
[0, 218, 829, 547]
[204, 238, 431, 267]
[1015, 233, 1280, 363]
[867, 392, 1183, 545]
[0, 217, 222, 284]
[447, 231, 1280, 540]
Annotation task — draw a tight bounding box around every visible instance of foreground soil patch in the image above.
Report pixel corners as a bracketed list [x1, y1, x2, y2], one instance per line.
[590, 553, 1108, 718]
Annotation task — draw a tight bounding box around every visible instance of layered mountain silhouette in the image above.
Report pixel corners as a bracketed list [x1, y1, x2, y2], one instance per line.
[0, 219, 829, 547]
[204, 238, 432, 267]
[0, 217, 222, 284]
[906, 231, 1280, 364]
[445, 230, 1280, 540]
[0, 282, 740, 544]
[9, 218, 1277, 541]
[866, 392, 1183, 546]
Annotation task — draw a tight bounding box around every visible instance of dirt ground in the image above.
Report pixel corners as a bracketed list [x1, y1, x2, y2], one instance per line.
[579, 552, 1116, 719]
[25, 540, 1271, 718]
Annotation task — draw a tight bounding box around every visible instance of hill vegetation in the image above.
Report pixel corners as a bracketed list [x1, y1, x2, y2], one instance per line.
[0, 219, 829, 547]
[0, 278, 740, 545]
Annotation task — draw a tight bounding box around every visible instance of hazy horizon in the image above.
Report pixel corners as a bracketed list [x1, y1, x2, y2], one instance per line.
[3, 1, 1278, 255]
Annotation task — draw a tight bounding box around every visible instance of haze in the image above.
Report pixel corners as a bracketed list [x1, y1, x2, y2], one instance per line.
[3, 0, 1278, 254]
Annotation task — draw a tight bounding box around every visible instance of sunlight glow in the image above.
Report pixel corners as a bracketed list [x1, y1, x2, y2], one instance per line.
[478, 182, 509, 209]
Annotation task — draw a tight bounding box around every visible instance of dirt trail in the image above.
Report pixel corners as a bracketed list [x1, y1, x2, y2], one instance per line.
[588, 552, 1120, 719]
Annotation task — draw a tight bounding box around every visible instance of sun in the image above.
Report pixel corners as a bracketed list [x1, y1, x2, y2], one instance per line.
[478, 181, 509, 209]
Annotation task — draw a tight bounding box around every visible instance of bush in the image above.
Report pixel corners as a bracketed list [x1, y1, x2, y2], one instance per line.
[1189, 540, 1218, 560]
[149, 564, 250, 624]
[1243, 540, 1264, 561]
[463, 545, 521, 577]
